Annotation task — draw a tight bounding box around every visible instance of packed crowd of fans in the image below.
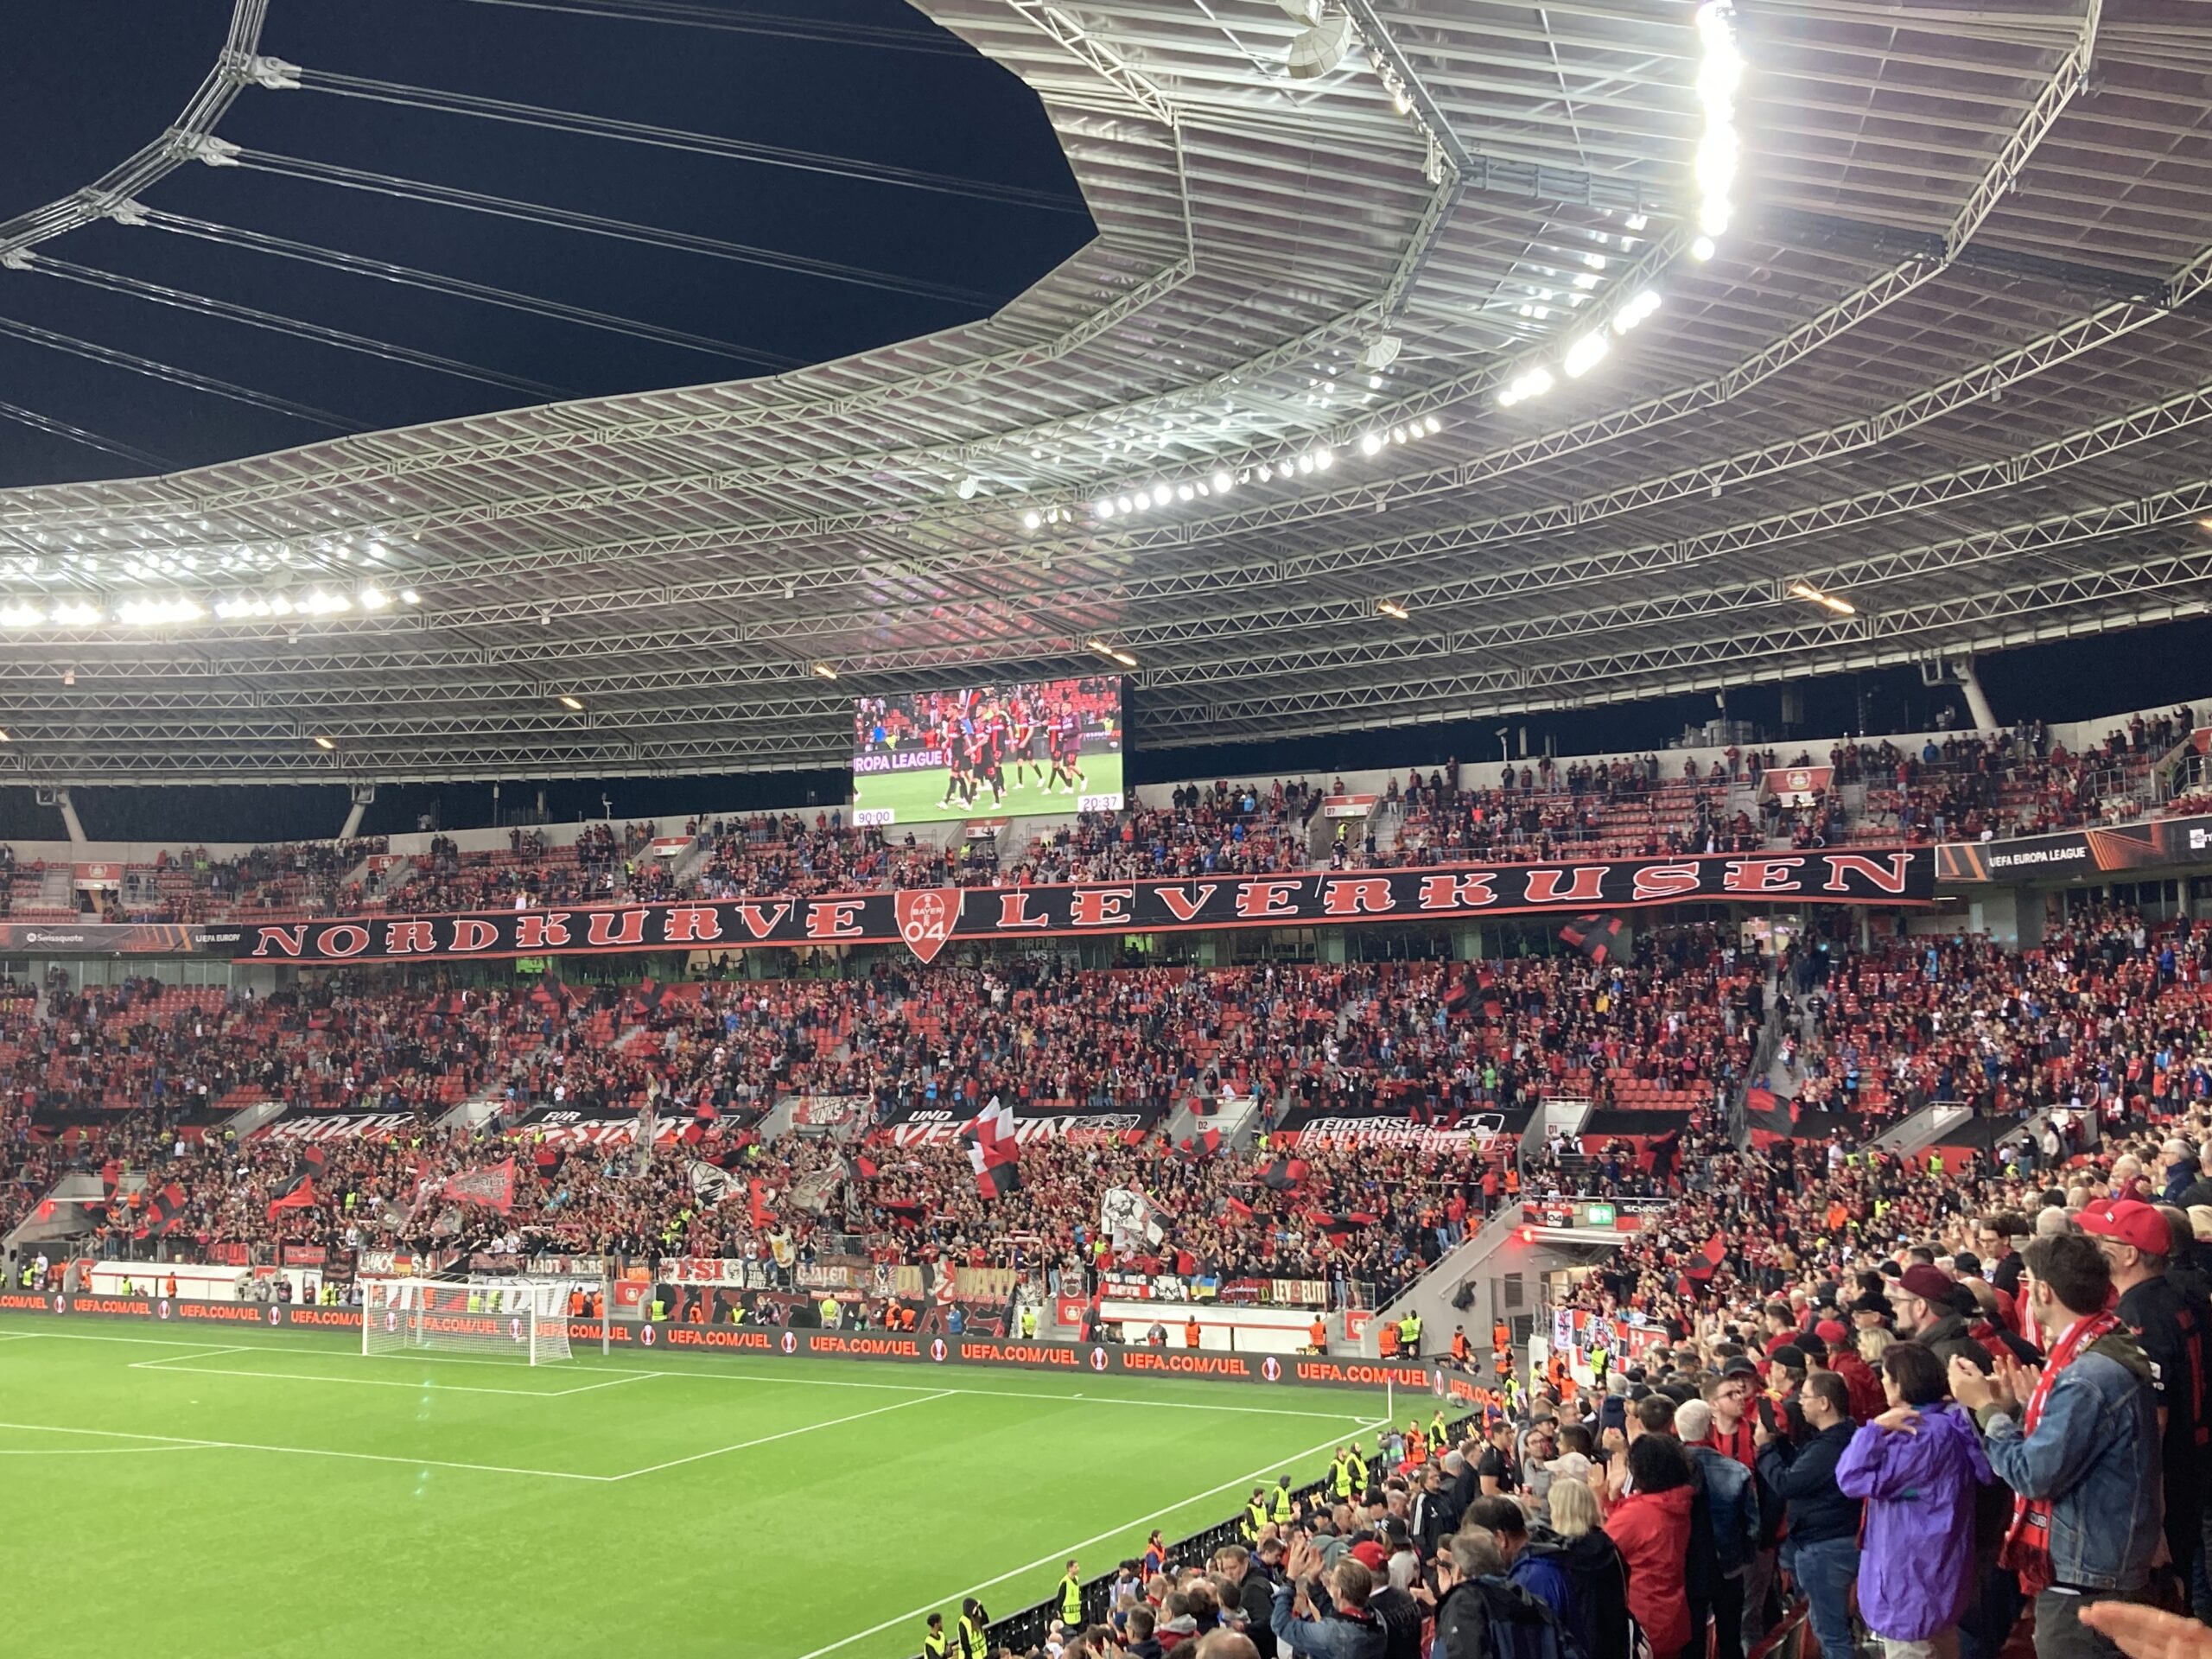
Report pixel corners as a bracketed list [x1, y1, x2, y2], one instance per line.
[0, 701, 2200, 931]
[13, 905, 2212, 1659]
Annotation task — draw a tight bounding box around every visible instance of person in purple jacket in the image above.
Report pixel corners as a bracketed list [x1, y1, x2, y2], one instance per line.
[1835, 1340, 1994, 1659]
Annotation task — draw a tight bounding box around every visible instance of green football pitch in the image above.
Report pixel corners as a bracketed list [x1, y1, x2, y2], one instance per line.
[0, 1317, 1382, 1658]
[852, 749, 1124, 827]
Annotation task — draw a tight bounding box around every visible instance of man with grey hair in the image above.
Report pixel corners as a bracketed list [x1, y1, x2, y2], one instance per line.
[2035, 1205, 2073, 1238]
[1679, 1397, 1759, 1659]
[1433, 1529, 1573, 1659]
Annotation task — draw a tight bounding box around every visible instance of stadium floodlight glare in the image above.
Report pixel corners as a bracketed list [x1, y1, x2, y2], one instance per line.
[1151, 484, 1172, 507]
[1094, 498, 1116, 518]
[1497, 366, 1554, 407]
[1424, 415, 1441, 434]
[399, 588, 421, 605]
[1313, 447, 1334, 470]
[312, 734, 337, 751]
[1376, 598, 1410, 620]
[359, 587, 391, 610]
[50, 601, 100, 626]
[0, 605, 42, 627]
[1692, 236, 1717, 261]
[812, 663, 840, 680]
[118, 598, 205, 626]
[1211, 470, 1233, 494]
[1360, 432, 1383, 456]
[1613, 289, 1663, 334]
[1110, 649, 1139, 668]
[556, 695, 586, 711]
[1694, 3, 1742, 251]
[1562, 333, 1611, 378]
[1022, 511, 1042, 531]
[1789, 581, 1856, 615]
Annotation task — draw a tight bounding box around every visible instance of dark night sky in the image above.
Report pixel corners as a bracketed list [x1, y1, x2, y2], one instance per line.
[0, 0, 1090, 482]
[2, 0, 2208, 842]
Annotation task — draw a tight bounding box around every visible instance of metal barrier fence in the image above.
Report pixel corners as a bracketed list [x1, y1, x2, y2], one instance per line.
[902, 1409, 1480, 1658]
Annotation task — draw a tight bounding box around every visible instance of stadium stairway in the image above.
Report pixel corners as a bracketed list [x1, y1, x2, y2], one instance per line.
[1362, 1206, 1529, 1361]
[436, 1085, 509, 1134]
[1865, 1101, 1974, 1160]
[1163, 1087, 1267, 1152]
[221, 1098, 287, 1141]
[3, 1167, 125, 1255]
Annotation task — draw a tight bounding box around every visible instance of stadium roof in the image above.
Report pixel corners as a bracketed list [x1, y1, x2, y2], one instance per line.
[1, 0, 2209, 785]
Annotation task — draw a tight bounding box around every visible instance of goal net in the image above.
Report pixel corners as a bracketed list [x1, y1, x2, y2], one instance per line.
[361, 1278, 574, 1365]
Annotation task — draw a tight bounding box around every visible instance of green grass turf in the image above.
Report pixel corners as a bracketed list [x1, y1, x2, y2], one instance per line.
[852, 749, 1124, 828]
[0, 1316, 1382, 1659]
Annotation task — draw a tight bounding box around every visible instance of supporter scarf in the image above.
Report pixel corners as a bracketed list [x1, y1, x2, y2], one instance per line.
[1998, 1309, 2119, 1593]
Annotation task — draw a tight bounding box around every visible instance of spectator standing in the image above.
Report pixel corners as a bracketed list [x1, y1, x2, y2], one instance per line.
[1465, 1495, 1574, 1624]
[2082, 1199, 2210, 1616]
[1836, 1340, 1993, 1659]
[1679, 1397, 1762, 1659]
[1212, 1545, 1277, 1659]
[1478, 1420, 1522, 1497]
[1606, 1433, 1696, 1659]
[1548, 1476, 1631, 1659]
[1270, 1540, 1387, 1659]
[1755, 1371, 1862, 1659]
[1950, 1233, 2163, 1659]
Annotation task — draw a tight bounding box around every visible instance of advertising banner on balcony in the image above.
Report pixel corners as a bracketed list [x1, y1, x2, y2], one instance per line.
[1936, 812, 2212, 883]
[232, 849, 1933, 965]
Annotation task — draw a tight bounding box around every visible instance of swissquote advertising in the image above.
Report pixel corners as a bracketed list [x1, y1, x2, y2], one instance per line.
[0, 1291, 1489, 1398]
[234, 849, 1934, 965]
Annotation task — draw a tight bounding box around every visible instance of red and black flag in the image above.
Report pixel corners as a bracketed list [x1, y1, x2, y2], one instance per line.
[441, 1158, 516, 1214]
[1560, 914, 1625, 963]
[299, 1144, 328, 1173]
[1224, 1195, 1255, 1222]
[975, 1160, 1022, 1200]
[1179, 1128, 1222, 1161]
[137, 1182, 189, 1238]
[1476, 965, 1503, 1020]
[1442, 969, 1470, 1018]
[1260, 1155, 1308, 1192]
[265, 1173, 318, 1224]
[629, 977, 678, 1020]
[1686, 1230, 1727, 1281]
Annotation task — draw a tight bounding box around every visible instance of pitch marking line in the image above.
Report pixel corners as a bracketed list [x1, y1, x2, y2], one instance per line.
[130, 1360, 594, 1399]
[0, 1421, 608, 1483]
[608, 1390, 955, 1481]
[793, 1417, 1389, 1659]
[549, 1370, 658, 1397]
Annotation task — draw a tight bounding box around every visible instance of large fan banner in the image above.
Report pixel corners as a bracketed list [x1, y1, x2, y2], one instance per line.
[237, 848, 1931, 966]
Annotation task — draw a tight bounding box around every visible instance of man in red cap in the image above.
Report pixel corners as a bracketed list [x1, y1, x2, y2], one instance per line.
[1817, 1319, 1885, 1421]
[2082, 1198, 2209, 1615]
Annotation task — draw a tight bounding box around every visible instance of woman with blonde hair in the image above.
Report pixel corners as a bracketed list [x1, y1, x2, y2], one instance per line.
[1857, 1326, 1893, 1367]
[1544, 1477, 1631, 1659]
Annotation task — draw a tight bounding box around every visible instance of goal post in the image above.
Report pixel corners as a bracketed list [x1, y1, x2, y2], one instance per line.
[360, 1277, 574, 1365]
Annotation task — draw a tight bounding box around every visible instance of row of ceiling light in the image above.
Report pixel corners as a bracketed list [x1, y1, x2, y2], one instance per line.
[0, 588, 423, 628]
[1017, 414, 1446, 532]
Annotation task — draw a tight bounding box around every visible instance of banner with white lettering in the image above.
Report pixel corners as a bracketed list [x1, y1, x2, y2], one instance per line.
[238, 849, 1933, 965]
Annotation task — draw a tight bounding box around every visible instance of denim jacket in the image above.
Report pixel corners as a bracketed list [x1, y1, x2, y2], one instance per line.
[1271, 1580, 1387, 1659]
[1974, 1333, 2164, 1592]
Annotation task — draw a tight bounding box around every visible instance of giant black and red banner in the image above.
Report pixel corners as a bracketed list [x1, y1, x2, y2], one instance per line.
[234, 849, 1932, 965]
